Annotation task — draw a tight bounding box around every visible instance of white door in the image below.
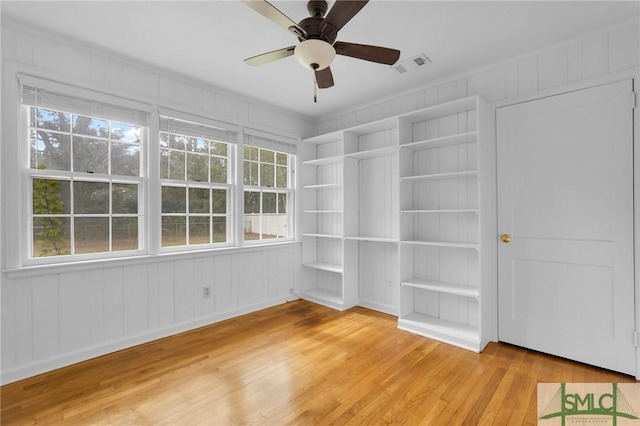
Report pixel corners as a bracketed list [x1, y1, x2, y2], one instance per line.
[497, 80, 636, 375]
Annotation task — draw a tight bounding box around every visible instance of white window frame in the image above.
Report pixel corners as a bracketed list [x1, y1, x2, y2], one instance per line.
[242, 131, 296, 245]
[159, 113, 238, 252]
[19, 75, 150, 266]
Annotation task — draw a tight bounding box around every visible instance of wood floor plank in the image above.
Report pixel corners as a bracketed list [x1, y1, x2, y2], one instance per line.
[1, 300, 637, 425]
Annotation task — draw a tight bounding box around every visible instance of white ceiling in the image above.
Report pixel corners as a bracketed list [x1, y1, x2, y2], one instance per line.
[2, 1, 638, 120]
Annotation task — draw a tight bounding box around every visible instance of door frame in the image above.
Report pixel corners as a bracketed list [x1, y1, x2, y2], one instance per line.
[488, 69, 640, 379]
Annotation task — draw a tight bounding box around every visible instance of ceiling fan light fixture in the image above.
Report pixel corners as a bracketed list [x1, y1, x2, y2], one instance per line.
[294, 39, 336, 70]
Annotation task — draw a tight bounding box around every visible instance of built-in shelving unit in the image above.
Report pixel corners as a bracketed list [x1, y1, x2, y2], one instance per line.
[299, 95, 493, 352]
[299, 133, 351, 310]
[397, 95, 492, 352]
[300, 117, 399, 314]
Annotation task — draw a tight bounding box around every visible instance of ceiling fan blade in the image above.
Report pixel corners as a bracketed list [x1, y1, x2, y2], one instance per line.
[334, 41, 400, 65]
[241, 0, 306, 38]
[244, 46, 296, 66]
[315, 67, 334, 89]
[322, 0, 368, 33]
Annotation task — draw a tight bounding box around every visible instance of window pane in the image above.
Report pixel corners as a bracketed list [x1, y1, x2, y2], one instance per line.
[244, 145, 258, 161]
[34, 131, 71, 171]
[213, 217, 226, 243]
[111, 122, 141, 143]
[170, 134, 187, 150]
[73, 115, 109, 138]
[276, 152, 287, 165]
[210, 157, 227, 184]
[74, 181, 109, 214]
[112, 142, 140, 176]
[211, 142, 227, 156]
[260, 149, 274, 163]
[169, 151, 185, 180]
[162, 216, 186, 246]
[160, 149, 169, 179]
[73, 137, 108, 174]
[244, 219, 260, 241]
[244, 191, 260, 214]
[243, 161, 258, 186]
[160, 133, 169, 148]
[74, 217, 109, 254]
[276, 165, 288, 188]
[278, 193, 287, 214]
[260, 163, 275, 187]
[33, 178, 70, 214]
[212, 189, 226, 214]
[187, 153, 209, 182]
[33, 216, 71, 257]
[261, 214, 277, 240]
[162, 186, 186, 213]
[188, 138, 208, 153]
[113, 217, 138, 251]
[37, 108, 71, 132]
[277, 215, 289, 238]
[263, 192, 277, 213]
[189, 216, 210, 245]
[189, 188, 210, 213]
[112, 183, 138, 214]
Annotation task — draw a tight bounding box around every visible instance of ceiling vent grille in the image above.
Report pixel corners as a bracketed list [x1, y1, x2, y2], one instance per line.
[392, 54, 431, 74]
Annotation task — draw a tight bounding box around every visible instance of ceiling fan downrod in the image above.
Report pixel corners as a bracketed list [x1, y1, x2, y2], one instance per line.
[312, 63, 319, 103]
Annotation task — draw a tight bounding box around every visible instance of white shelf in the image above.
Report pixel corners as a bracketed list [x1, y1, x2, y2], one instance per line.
[400, 209, 478, 215]
[302, 262, 343, 274]
[344, 235, 399, 243]
[401, 278, 479, 299]
[303, 233, 343, 240]
[401, 240, 479, 250]
[344, 145, 398, 160]
[303, 183, 341, 190]
[400, 97, 477, 123]
[300, 288, 345, 311]
[304, 210, 343, 214]
[400, 170, 478, 182]
[303, 155, 343, 166]
[400, 132, 477, 151]
[398, 312, 481, 352]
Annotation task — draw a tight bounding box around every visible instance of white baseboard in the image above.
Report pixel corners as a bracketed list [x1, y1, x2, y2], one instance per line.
[357, 299, 398, 317]
[1, 296, 295, 385]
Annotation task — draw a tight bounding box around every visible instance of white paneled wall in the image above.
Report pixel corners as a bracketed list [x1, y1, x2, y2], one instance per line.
[313, 21, 639, 135]
[1, 20, 308, 384]
[1, 248, 299, 383]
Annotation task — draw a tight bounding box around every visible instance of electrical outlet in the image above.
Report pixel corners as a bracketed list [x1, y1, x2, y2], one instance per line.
[289, 288, 295, 295]
[203, 286, 211, 298]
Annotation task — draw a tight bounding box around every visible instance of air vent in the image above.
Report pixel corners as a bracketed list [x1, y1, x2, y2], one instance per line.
[392, 54, 431, 74]
[393, 64, 408, 74]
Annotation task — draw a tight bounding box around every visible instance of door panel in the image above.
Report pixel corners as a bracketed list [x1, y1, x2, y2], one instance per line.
[497, 80, 635, 375]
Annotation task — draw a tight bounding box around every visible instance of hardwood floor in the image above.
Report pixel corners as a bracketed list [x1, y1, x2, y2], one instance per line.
[1, 300, 637, 425]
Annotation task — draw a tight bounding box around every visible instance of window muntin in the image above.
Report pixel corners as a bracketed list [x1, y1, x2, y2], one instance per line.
[243, 146, 293, 242]
[160, 129, 233, 248]
[28, 106, 143, 259]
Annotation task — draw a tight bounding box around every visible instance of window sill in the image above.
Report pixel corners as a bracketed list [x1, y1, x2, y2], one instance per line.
[3, 240, 301, 279]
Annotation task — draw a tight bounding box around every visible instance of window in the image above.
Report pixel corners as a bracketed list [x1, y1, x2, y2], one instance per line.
[243, 134, 294, 242]
[28, 106, 144, 258]
[16, 75, 297, 268]
[159, 116, 236, 249]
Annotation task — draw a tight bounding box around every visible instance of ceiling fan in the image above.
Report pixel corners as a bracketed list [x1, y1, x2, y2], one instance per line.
[241, 0, 401, 92]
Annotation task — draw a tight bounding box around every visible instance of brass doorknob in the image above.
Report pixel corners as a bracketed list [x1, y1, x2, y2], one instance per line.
[501, 234, 511, 243]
